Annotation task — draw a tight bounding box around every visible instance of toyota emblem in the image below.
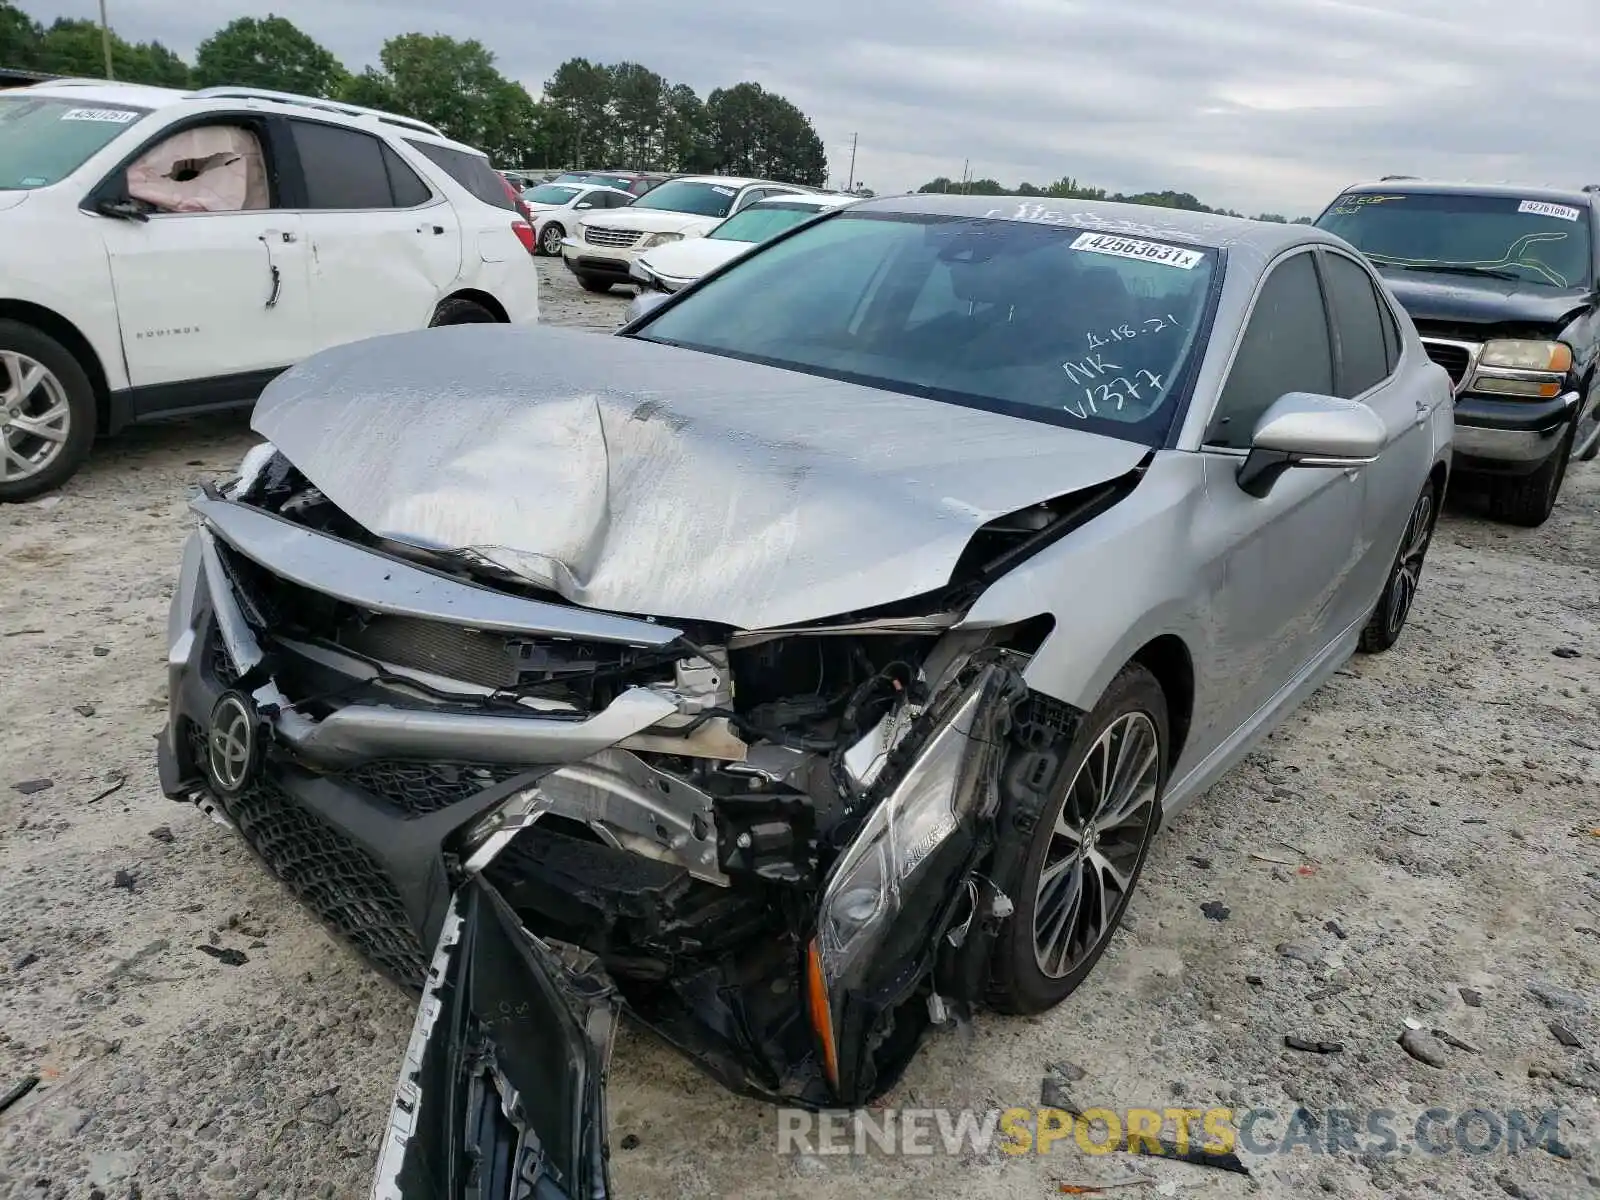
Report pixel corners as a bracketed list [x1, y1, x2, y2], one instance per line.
[207, 692, 258, 795]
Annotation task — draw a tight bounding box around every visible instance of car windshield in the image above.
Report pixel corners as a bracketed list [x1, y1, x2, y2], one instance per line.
[633, 211, 1220, 442]
[709, 203, 826, 243]
[629, 180, 741, 218]
[1317, 192, 1593, 289]
[0, 95, 148, 190]
[524, 184, 581, 205]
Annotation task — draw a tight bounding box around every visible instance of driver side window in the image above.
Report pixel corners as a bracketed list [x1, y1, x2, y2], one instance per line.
[122, 121, 271, 214]
[1205, 251, 1333, 449]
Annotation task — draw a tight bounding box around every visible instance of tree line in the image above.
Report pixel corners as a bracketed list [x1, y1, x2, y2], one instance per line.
[0, 4, 829, 184]
[917, 176, 1311, 224]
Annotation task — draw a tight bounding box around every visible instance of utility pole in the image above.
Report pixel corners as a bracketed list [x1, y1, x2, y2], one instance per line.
[846, 132, 857, 192]
[98, 0, 114, 80]
[961, 159, 970, 194]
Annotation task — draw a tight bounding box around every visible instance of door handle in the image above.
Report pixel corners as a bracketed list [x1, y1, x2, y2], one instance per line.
[418, 224, 445, 235]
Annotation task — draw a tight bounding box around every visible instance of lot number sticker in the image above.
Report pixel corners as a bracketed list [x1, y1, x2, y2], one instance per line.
[60, 108, 140, 123]
[1071, 231, 1204, 269]
[1518, 200, 1580, 222]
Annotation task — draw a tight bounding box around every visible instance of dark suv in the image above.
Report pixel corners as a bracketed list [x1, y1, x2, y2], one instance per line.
[1316, 181, 1600, 525]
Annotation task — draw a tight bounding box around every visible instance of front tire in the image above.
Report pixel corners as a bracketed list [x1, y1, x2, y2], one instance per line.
[539, 223, 564, 256]
[0, 320, 97, 504]
[987, 664, 1167, 1015]
[1486, 423, 1573, 527]
[1358, 477, 1437, 654]
[576, 275, 613, 294]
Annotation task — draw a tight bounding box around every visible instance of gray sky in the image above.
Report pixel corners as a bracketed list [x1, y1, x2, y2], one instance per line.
[33, 0, 1599, 215]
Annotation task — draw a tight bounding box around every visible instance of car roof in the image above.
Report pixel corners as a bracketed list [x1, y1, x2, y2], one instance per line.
[848, 192, 1329, 255]
[660, 175, 782, 189]
[750, 193, 859, 210]
[11, 79, 488, 158]
[13, 80, 190, 109]
[1337, 179, 1595, 207]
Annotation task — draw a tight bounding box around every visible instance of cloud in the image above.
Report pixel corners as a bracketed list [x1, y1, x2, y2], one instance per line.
[49, 0, 1599, 215]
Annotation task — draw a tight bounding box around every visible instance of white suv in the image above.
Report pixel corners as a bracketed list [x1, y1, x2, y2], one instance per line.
[561, 175, 813, 293]
[0, 80, 541, 500]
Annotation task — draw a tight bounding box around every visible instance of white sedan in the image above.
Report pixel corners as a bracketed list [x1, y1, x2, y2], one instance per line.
[519, 181, 636, 256]
[630, 193, 861, 294]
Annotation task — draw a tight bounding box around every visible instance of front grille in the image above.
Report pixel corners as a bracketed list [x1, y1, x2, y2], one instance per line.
[187, 726, 427, 986]
[229, 774, 427, 986]
[340, 760, 527, 818]
[584, 225, 644, 248]
[1422, 339, 1476, 389]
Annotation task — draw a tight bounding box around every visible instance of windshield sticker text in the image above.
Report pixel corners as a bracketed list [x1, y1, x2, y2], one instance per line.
[1061, 369, 1167, 420]
[1061, 353, 1121, 386]
[1071, 232, 1203, 270]
[1085, 314, 1184, 351]
[60, 107, 139, 123]
[1518, 200, 1580, 222]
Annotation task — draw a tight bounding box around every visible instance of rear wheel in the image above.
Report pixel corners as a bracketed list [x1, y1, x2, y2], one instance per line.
[539, 223, 564, 256]
[429, 298, 497, 327]
[1486, 422, 1574, 527]
[577, 275, 613, 295]
[987, 664, 1166, 1015]
[0, 320, 97, 503]
[1358, 478, 1436, 654]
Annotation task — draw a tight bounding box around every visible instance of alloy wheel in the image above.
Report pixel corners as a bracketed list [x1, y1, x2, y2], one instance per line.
[0, 351, 71, 485]
[1032, 712, 1161, 979]
[540, 224, 563, 255]
[1385, 490, 1433, 638]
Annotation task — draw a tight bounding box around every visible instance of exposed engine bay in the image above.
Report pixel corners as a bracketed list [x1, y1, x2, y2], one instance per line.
[157, 441, 1143, 1196]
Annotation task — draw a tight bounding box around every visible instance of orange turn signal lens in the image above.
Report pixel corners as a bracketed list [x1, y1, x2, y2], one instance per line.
[805, 940, 840, 1089]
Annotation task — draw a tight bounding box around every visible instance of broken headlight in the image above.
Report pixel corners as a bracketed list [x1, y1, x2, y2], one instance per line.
[810, 680, 991, 1086]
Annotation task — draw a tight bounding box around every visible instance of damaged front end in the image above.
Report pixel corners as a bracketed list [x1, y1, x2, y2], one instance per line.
[159, 448, 1084, 1198]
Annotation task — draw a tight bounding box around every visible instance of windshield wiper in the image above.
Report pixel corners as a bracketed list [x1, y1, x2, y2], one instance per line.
[1387, 262, 1524, 282]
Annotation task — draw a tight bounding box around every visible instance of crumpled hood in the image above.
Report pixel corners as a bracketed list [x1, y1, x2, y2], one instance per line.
[251, 324, 1146, 630]
[636, 237, 749, 283]
[1381, 271, 1591, 331]
[579, 208, 715, 237]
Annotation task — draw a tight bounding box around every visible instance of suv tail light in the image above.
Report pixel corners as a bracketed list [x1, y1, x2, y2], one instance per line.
[500, 176, 535, 225]
[511, 221, 537, 253]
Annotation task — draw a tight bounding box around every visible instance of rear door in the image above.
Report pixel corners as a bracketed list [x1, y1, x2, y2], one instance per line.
[372, 876, 617, 1200]
[283, 118, 461, 349]
[1318, 247, 1438, 601]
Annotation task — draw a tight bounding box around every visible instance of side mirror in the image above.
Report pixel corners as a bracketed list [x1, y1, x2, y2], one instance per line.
[1237, 392, 1385, 498]
[623, 290, 672, 325]
[574, 201, 594, 209]
[95, 197, 149, 222]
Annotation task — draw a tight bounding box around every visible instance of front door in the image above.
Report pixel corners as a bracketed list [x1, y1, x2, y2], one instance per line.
[1192, 249, 1367, 738]
[97, 117, 312, 397]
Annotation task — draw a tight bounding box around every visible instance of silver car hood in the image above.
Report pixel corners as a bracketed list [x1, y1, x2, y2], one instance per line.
[250, 324, 1146, 630]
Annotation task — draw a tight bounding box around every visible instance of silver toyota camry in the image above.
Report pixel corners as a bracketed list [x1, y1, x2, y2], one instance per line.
[158, 195, 1453, 1197]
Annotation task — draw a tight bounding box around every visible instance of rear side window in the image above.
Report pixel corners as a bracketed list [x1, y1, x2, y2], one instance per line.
[289, 121, 427, 209]
[1322, 252, 1392, 396]
[382, 144, 430, 207]
[404, 139, 513, 210]
[1206, 252, 1334, 447]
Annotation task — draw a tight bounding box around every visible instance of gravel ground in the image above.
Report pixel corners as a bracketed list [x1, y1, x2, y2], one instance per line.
[1, 260, 1597, 1200]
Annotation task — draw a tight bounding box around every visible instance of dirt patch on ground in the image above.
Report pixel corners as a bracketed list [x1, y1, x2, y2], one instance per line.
[1, 262, 1596, 1199]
